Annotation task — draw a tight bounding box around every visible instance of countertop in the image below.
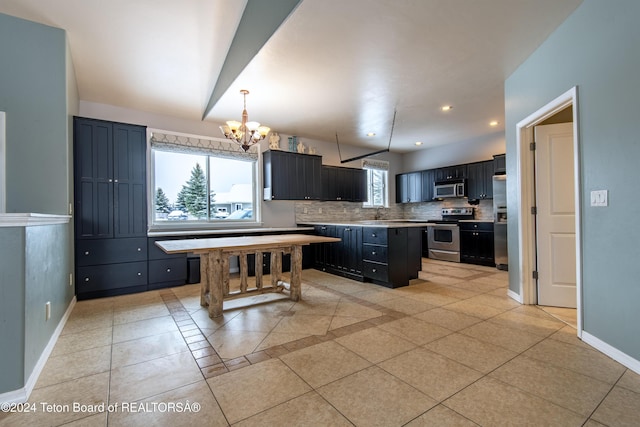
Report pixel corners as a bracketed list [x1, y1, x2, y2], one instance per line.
[298, 220, 430, 228]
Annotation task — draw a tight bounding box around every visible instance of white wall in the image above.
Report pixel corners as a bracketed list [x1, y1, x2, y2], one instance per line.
[401, 132, 505, 173]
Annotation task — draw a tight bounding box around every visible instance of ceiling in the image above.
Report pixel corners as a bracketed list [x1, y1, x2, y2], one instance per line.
[0, 0, 582, 153]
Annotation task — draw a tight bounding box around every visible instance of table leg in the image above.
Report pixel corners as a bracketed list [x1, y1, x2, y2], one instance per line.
[199, 254, 209, 307]
[271, 251, 282, 288]
[207, 249, 224, 318]
[290, 245, 302, 301]
[255, 251, 263, 289]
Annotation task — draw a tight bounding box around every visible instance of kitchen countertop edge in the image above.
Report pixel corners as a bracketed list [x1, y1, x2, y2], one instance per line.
[298, 221, 429, 228]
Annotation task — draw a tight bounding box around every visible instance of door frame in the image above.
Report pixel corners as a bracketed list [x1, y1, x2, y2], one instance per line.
[515, 86, 583, 335]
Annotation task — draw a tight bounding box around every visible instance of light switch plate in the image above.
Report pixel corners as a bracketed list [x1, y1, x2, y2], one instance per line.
[590, 190, 608, 207]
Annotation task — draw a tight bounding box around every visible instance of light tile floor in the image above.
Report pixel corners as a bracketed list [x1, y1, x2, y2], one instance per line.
[2, 259, 639, 426]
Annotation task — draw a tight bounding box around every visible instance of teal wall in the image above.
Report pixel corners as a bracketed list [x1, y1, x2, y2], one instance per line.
[0, 228, 26, 391]
[0, 13, 68, 214]
[505, 0, 640, 359]
[0, 13, 76, 396]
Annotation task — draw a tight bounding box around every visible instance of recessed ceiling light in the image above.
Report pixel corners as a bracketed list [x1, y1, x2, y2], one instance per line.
[415, 141, 423, 146]
[366, 132, 376, 137]
[441, 105, 453, 112]
[489, 120, 499, 126]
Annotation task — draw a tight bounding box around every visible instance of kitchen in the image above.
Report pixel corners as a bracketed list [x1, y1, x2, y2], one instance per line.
[2, 1, 640, 425]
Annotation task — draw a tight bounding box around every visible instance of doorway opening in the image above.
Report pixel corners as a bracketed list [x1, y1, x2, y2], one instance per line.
[515, 86, 582, 336]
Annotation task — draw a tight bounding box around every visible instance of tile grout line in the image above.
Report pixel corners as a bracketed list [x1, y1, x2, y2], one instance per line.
[158, 290, 231, 379]
[154, 267, 507, 380]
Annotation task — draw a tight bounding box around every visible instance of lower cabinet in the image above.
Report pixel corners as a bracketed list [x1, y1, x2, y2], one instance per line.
[75, 237, 148, 299]
[362, 227, 422, 288]
[313, 225, 362, 281]
[314, 225, 422, 288]
[147, 237, 188, 290]
[460, 222, 495, 266]
[77, 262, 148, 294]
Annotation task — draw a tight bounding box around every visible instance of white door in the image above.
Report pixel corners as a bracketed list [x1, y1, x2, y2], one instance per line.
[534, 122, 576, 308]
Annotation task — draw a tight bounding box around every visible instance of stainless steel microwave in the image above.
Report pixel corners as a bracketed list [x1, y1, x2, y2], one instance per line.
[434, 180, 466, 198]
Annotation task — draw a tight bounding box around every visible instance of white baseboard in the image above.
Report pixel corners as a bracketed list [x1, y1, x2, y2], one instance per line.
[0, 296, 77, 404]
[507, 289, 523, 304]
[582, 331, 640, 376]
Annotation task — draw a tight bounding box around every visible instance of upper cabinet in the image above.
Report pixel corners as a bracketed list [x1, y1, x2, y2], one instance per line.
[493, 154, 506, 175]
[321, 166, 367, 202]
[74, 117, 147, 239]
[421, 169, 435, 201]
[395, 171, 423, 203]
[396, 154, 506, 203]
[435, 164, 467, 181]
[263, 150, 322, 200]
[466, 160, 494, 200]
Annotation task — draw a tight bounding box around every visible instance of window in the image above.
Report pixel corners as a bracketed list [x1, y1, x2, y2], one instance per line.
[362, 159, 389, 208]
[150, 131, 258, 227]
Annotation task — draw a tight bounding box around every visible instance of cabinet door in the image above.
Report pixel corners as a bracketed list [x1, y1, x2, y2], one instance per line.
[352, 168, 368, 202]
[264, 151, 291, 199]
[305, 155, 322, 199]
[74, 118, 114, 239]
[436, 164, 467, 181]
[482, 161, 494, 199]
[467, 161, 494, 200]
[395, 174, 408, 203]
[421, 169, 435, 201]
[466, 162, 483, 200]
[493, 154, 506, 175]
[337, 226, 362, 275]
[407, 172, 422, 202]
[113, 123, 147, 237]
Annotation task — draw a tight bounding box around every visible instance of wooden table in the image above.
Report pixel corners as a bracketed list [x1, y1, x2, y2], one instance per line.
[156, 234, 340, 318]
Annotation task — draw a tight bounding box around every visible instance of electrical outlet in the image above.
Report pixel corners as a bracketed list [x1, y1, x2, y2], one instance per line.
[69, 203, 73, 215]
[69, 273, 73, 286]
[590, 190, 608, 207]
[45, 301, 51, 321]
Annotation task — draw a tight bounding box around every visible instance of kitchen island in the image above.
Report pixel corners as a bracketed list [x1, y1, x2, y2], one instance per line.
[299, 221, 426, 288]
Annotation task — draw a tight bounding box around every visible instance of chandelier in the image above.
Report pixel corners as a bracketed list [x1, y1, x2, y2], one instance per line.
[219, 89, 270, 151]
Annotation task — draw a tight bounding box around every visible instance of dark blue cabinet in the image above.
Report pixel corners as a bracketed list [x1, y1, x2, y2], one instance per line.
[74, 117, 148, 299]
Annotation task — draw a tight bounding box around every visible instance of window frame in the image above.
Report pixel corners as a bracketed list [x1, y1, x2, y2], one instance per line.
[147, 130, 261, 231]
[362, 159, 389, 208]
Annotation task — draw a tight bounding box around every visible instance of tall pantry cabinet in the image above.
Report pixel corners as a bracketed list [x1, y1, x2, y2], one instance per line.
[73, 117, 148, 300]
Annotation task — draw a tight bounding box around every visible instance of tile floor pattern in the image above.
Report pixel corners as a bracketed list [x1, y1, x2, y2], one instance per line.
[2, 259, 640, 426]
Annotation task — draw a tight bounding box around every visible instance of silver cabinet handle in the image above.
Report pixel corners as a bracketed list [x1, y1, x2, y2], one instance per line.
[372, 269, 377, 273]
[372, 251, 377, 255]
[137, 247, 141, 252]
[85, 251, 89, 255]
[84, 277, 89, 282]
[137, 272, 142, 276]
[114, 179, 119, 183]
[108, 179, 113, 183]
[166, 268, 171, 273]
[372, 233, 377, 237]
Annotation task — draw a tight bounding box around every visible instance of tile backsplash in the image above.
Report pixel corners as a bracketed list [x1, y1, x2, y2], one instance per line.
[295, 199, 494, 223]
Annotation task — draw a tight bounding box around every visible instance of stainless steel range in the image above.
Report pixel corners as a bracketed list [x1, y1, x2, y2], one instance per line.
[426, 207, 474, 263]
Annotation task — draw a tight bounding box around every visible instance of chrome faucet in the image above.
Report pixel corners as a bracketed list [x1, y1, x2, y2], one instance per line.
[374, 207, 383, 220]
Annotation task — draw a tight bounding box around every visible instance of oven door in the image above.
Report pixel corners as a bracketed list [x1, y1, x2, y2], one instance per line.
[427, 224, 460, 262]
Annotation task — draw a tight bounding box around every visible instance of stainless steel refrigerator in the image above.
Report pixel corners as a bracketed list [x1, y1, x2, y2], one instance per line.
[492, 175, 508, 270]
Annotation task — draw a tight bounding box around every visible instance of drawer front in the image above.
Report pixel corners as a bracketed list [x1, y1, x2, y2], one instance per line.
[77, 261, 147, 292]
[362, 227, 388, 245]
[362, 261, 389, 282]
[76, 238, 147, 266]
[149, 258, 187, 284]
[459, 222, 494, 232]
[362, 244, 388, 263]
